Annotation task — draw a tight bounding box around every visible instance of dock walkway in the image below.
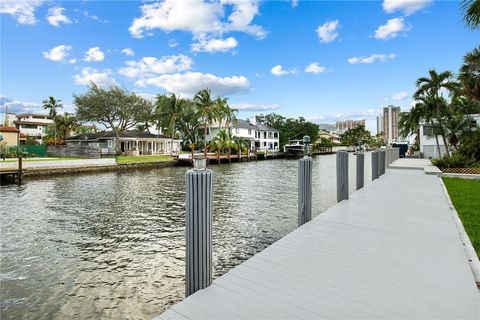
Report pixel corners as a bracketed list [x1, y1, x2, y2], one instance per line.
[158, 167, 480, 319]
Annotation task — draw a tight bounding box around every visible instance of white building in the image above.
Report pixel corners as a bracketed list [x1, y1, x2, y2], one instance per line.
[14, 113, 54, 143]
[419, 113, 480, 158]
[208, 117, 280, 151]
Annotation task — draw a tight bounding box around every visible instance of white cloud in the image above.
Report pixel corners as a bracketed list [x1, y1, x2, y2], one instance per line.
[69, 59, 77, 64]
[316, 20, 339, 43]
[305, 62, 327, 74]
[306, 108, 381, 123]
[46, 7, 71, 27]
[271, 64, 297, 76]
[0, 96, 42, 114]
[291, 0, 299, 8]
[118, 54, 193, 78]
[374, 17, 409, 40]
[84, 47, 105, 62]
[231, 103, 280, 111]
[0, 0, 44, 25]
[387, 91, 409, 101]
[129, 0, 266, 39]
[121, 48, 135, 56]
[383, 0, 432, 15]
[168, 39, 179, 47]
[191, 37, 238, 53]
[43, 45, 72, 62]
[83, 10, 109, 23]
[135, 72, 250, 97]
[73, 67, 116, 86]
[347, 53, 396, 64]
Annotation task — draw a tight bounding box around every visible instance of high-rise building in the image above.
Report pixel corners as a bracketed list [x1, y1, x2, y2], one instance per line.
[380, 105, 401, 143]
[335, 119, 365, 133]
[376, 115, 383, 135]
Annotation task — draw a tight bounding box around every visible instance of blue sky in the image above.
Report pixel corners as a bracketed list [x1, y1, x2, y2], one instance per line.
[0, 0, 477, 133]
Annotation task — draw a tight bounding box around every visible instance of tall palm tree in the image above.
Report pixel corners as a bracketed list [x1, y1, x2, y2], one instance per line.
[414, 70, 460, 156]
[194, 89, 219, 159]
[459, 47, 480, 103]
[210, 129, 235, 160]
[233, 136, 250, 159]
[156, 93, 184, 155]
[42, 96, 63, 145]
[215, 96, 238, 132]
[398, 105, 425, 148]
[461, 0, 480, 29]
[443, 112, 473, 150]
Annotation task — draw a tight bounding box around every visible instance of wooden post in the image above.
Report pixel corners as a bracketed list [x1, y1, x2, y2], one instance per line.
[18, 156, 23, 183]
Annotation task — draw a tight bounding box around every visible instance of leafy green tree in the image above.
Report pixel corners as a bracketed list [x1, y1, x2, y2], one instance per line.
[340, 125, 371, 147]
[194, 89, 219, 158]
[461, 0, 480, 29]
[459, 47, 480, 103]
[74, 83, 153, 152]
[232, 135, 250, 158]
[209, 129, 235, 159]
[215, 96, 237, 131]
[443, 112, 474, 149]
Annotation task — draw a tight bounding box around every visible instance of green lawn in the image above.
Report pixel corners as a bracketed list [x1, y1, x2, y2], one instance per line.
[116, 155, 175, 164]
[442, 177, 480, 257]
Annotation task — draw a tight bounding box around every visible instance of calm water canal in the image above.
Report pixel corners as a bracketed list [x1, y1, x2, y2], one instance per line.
[1, 153, 372, 319]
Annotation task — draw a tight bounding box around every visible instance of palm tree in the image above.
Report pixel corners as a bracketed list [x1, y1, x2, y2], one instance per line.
[414, 70, 461, 156]
[233, 136, 249, 159]
[459, 47, 480, 102]
[398, 105, 425, 148]
[215, 96, 238, 132]
[42, 96, 63, 145]
[194, 89, 219, 159]
[461, 0, 480, 29]
[443, 112, 473, 150]
[156, 93, 184, 155]
[56, 113, 78, 140]
[210, 129, 235, 160]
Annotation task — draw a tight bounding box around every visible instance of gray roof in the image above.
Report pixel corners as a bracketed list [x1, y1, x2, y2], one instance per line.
[229, 119, 278, 132]
[256, 123, 278, 132]
[66, 131, 171, 141]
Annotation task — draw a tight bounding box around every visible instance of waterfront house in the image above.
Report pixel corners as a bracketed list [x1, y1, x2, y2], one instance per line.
[318, 129, 341, 144]
[419, 113, 480, 158]
[208, 117, 280, 152]
[13, 113, 54, 144]
[0, 126, 20, 146]
[65, 131, 181, 155]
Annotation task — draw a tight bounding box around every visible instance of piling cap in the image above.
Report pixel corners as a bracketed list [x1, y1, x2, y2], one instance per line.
[303, 135, 311, 144]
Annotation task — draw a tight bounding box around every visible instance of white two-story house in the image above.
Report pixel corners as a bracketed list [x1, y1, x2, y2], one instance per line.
[208, 117, 280, 152]
[14, 113, 54, 143]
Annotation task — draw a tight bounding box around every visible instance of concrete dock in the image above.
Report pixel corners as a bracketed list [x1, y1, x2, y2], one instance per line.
[158, 166, 480, 319]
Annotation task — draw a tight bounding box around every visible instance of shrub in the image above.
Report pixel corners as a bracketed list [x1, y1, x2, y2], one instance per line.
[431, 152, 476, 168]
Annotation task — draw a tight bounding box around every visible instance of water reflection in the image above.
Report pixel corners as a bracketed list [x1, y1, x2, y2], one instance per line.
[0, 153, 371, 319]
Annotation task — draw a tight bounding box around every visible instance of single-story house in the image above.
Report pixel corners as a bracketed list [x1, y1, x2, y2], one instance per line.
[65, 131, 181, 155]
[0, 126, 20, 146]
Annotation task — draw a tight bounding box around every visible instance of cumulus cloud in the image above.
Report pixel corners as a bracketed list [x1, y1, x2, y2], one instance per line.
[46, 7, 71, 27]
[0, 96, 42, 114]
[316, 20, 339, 43]
[43, 44, 72, 62]
[271, 65, 297, 76]
[305, 62, 327, 74]
[121, 48, 135, 56]
[387, 91, 409, 101]
[347, 53, 396, 64]
[191, 37, 238, 53]
[0, 0, 44, 25]
[118, 54, 193, 78]
[374, 17, 409, 40]
[84, 47, 105, 62]
[73, 67, 116, 86]
[231, 103, 280, 112]
[135, 72, 250, 97]
[383, 0, 432, 15]
[129, 0, 266, 40]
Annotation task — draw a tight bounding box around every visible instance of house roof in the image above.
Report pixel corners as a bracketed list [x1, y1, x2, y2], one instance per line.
[0, 126, 20, 133]
[66, 131, 172, 141]
[14, 120, 53, 125]
[232, 119, 257, 130]
[16, 113, 52, 119]
[256, 123, 278, 132]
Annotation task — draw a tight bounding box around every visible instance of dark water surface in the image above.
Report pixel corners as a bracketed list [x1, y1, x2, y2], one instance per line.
[1, 153, 372, 319]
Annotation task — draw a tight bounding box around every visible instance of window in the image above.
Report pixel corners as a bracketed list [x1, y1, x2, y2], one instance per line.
[274, 132, 278, 139]
[263, 132, 266, 139]
[21, 124, 38, 129]
[248, 129, 252, 135]
[423, 125, 441, 136]
[268, 132, 272, 139]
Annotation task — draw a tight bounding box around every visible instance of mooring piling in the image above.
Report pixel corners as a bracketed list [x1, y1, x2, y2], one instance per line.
[336, 151, 349, 202]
